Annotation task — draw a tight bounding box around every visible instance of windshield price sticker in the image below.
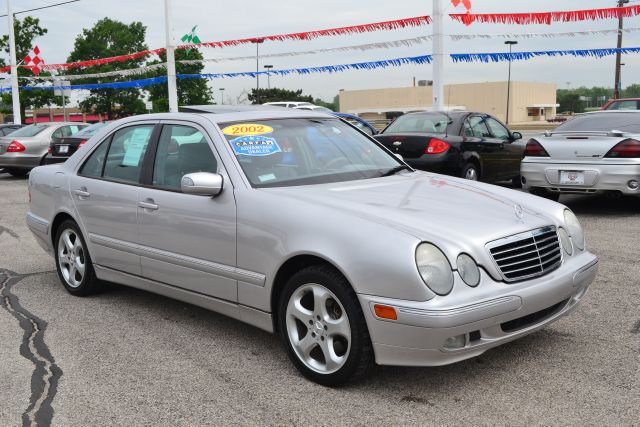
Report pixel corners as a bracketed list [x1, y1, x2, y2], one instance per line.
[222, 123, 274, 136]
[230, 135, 281, 156]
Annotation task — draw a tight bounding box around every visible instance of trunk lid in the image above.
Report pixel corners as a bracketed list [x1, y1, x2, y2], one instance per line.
[537, 133, 627, 161]
[374, 133, 437, 159]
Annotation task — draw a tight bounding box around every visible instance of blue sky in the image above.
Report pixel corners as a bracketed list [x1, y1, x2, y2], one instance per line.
[2, 0, 639, 104]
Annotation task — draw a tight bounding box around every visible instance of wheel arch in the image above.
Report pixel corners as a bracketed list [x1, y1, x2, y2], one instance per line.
[461, 153, 482, 177]
[50, 211, 77, 246]
[270, 254, 350, 333]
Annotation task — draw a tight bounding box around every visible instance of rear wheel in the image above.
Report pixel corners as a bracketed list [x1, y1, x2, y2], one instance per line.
[529, 187, 560, 202]
[54, 220, 103, 296]
[6, 168, 28, 177]
[462, 163, 480, 181]
[278, 265, 373, 386]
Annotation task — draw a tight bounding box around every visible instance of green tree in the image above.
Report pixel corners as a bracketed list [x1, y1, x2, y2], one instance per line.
[248, 88, 313, 104]
[557, 92, 585, 114]
[623, 84, 640, 98]
[146, 48, 213, 112]
[66, 18, 148, 119]
[313, 95, 339, 111]
[0, 16, 61, 119]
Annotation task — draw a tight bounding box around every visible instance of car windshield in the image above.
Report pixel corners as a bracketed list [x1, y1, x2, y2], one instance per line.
[554, 113, 640, 133]
[77, 122, 108, 136]
[9, 124, 50, 137]
[219, 118, 402, 188]
[383, 113, 451, 134]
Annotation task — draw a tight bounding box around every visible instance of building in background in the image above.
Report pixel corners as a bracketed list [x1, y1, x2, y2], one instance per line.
[339, 81, 558, 124]
[1, 108, 108, 124]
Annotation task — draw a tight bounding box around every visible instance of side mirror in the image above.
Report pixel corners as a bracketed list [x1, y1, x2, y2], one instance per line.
[511, 131, 523, 141]
[181, 172, 223, 197]
[394, 153, 404, 161]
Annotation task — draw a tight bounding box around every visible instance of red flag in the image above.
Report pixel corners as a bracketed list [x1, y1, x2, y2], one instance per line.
[452, 0, 472, 12]
[23, 45, 44, 75]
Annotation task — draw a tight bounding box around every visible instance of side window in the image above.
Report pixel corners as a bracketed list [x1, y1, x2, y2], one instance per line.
[103, 125, 154, 184]
[464, 116, 491, 138]
[52, 127, 64, 138]
[485, 118, 511, 140]
[79, 138, 110, 178]
[152, 125, 217, 191]
[68, 125, 82, 135]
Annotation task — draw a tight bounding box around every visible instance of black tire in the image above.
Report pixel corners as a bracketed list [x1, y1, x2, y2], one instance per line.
[461, 162, 480, 181]
[529, 187, 560, 202]
[6, 168, 28, 177]
[278, 265, 374, 386]
[512, 176, 523, 189]
[54, 220, 103, 296]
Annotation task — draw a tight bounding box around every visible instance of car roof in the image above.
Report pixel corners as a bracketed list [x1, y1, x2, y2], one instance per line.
[578, 110, 640, 116]
[607, 98, 640, 102]
[179, 104, 287, 113]
[117, 110, 335, 126]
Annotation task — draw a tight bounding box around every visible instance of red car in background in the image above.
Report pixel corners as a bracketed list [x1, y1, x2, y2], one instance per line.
[601, 98, 640, 110]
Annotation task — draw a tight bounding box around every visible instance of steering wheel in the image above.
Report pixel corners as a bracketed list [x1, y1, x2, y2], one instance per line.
[323, 157, 350, 171]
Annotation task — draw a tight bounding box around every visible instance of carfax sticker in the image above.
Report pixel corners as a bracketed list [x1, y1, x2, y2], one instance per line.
[230, 135, 281, 156]
[222, 123, 274, 136]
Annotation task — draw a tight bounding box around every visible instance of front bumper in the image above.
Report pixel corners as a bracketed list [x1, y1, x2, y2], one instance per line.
[359, 251, 598, 367]
[521, 160, 640, 195]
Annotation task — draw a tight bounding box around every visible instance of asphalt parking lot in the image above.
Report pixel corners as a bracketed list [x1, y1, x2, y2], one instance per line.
[1, 169, 639, 426]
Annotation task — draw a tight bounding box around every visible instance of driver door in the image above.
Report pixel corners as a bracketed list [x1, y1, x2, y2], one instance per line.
[484, 117, 522, 180]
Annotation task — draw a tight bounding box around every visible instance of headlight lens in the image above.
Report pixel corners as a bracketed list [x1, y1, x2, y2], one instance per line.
[558, 227, 573, 255]
[563, 209, 585, 250]
[457, 254, 480, 287]
[416, 243, 454, 295]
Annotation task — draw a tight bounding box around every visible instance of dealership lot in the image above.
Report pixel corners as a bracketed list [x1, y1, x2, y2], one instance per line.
[1, 170, 638, 425]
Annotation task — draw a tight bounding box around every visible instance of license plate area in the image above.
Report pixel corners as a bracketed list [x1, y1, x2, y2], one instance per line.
[58, 145, 69, 154]
[559, 170, 584, 185]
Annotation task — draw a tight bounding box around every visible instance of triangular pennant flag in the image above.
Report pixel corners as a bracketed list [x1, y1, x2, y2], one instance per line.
[23, 45, 44, 75]
[180, 25, 201, 55]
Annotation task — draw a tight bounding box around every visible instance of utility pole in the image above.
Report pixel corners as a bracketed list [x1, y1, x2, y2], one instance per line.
[164, 0, 179, 112]
[614, 0, 629, 99]
[505, 40, 518, 125]
[252, 39, 264, 104]
[432, 0, 444, 111]
[7, 0, 21, 124]
[219, 88, 225, 105]
[264, 65, 274, 89]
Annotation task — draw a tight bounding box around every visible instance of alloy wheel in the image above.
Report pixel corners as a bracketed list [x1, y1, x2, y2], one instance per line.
[285, 283, 351, 374]
[57, 228, 86, 288]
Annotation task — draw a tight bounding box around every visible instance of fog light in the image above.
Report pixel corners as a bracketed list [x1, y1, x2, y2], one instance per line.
[444, 334, 467, 349]
[628, 180, 639, 190]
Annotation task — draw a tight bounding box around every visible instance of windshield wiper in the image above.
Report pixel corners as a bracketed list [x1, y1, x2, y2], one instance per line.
[380, 165, 413, 177]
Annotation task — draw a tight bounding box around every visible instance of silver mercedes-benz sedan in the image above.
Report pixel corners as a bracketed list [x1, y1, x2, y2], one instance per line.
[26, 111, 598, 385]
[0, 122, 89, 177]
[521, 111, 640, 200]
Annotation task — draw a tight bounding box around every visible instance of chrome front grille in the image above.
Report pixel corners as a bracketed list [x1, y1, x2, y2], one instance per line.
[487, 226, 562, 282]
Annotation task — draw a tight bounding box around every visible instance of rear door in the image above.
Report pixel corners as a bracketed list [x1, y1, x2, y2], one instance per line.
[70, 122, 158, 275]
[136, 121, 238, 301]
[462, 115, 504, 181]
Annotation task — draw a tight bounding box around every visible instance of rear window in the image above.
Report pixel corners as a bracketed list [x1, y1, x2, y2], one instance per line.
[604, 100, 639, 111]
[9, 124, 50, 137]
[555, 113, 640, 133]
[384, 113, 452, 134]
[77, 122, 108, 136]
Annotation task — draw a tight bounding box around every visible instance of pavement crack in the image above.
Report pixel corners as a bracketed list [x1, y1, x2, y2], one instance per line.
[0, 225, 20, 239]
[0, 269, 61, 427]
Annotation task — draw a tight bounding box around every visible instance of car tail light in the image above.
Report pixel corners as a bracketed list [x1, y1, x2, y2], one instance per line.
[47, 146, 53, 154]
[524, 139, 549, 157]
[604, 139, 640, 158]
[425, 138, 450, 154]
[7, 140, 26, 152]
[78, 139, 88, 147]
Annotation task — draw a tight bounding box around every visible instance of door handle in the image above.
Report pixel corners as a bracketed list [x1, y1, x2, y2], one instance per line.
[74, 188, 90, 198]
[138, 200, 158, 210]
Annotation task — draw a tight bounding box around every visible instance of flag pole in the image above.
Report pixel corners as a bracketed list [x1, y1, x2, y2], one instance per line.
[164, 0, 179, 113]
[7, 0, 21, 124]
[432, 0, 445, 111]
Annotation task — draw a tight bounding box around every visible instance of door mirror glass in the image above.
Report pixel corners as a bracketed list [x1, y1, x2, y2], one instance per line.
[181, 172, 223, 196]
[511, 131, 523, 141]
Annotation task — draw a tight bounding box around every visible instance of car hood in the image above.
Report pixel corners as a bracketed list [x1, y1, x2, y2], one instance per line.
[265, 172, 560, 253]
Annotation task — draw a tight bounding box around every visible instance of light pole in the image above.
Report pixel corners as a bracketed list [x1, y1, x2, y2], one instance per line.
[432, 0, 444, 111]
[219, 88, 225, 105]
[7, 0, 21, 124]
[263, 65, 274, 89]
[164, 0, 178, 112]
[505, 40, 518, 125]
[614, 0, 630, 99]
[252, 39, 264, 104]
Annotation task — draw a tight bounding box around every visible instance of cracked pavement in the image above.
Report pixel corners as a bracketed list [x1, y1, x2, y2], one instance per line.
[1, 169, 639, 426]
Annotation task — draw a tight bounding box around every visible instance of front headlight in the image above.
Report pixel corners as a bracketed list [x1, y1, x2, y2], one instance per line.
[563, 209, 585, 250]
[457, 254, 480, 287]
[416, 243, 454, 295]
[558, 227, 573, 255]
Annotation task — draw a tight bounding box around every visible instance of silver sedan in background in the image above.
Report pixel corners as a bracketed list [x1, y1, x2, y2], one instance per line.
[27, 111, 598, 385]
[0, 122, 88, 177]
[522, 111, 640, 200]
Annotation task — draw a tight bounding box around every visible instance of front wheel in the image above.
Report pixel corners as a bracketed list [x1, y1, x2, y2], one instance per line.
[6, 168, 28, 177]
[54, 220, 103, 296]
[278, 265, 373, 386]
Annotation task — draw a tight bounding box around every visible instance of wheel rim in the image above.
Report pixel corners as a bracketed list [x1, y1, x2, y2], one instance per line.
[57, 229, 86, 288]
[285, 284, 351, 374]
[465, 167, 478, 181]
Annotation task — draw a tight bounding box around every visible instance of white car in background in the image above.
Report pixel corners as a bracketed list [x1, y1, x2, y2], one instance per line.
[263, 101, 315, 108]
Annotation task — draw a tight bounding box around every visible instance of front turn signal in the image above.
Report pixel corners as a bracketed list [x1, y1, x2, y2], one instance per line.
[374, 304, 398, 320]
